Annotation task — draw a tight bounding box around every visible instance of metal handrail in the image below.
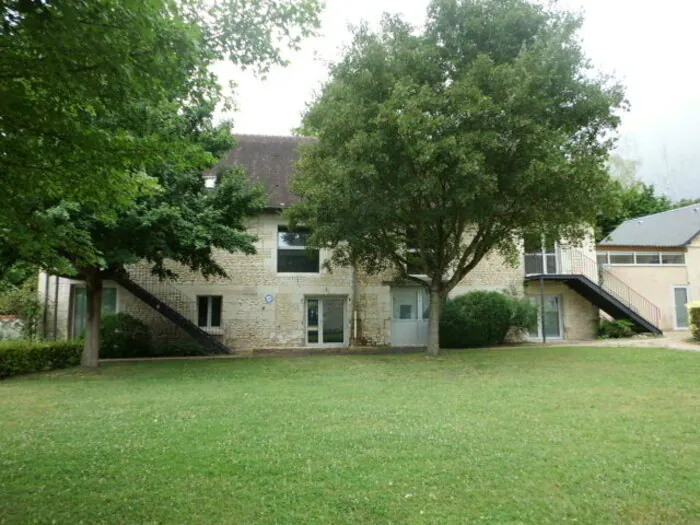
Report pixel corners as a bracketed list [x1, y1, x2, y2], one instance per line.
[524, 248, 662, 329]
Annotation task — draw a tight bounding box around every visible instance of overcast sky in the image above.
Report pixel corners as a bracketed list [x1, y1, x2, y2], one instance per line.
[213, 0, 700, 200]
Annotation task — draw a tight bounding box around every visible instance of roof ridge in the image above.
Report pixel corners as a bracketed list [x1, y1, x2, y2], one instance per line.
[233, 133, 314, 141]
[616, 202, 700, 227]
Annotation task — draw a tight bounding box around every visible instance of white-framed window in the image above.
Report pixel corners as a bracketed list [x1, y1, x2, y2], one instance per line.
[277, 226, 320, 273]
[71, 285, 118, 338]
[598, 251, 686, 266]
[197, 295, 222, 328]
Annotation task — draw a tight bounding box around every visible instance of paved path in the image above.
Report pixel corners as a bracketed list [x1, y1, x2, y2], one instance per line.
[548, 330, 700, 353]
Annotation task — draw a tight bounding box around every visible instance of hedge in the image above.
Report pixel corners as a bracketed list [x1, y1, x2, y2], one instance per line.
[0, 340, 81, 379]
[688, 301, 700, 341]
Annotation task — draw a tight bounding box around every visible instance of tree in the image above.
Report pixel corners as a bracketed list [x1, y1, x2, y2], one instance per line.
[597, 179, 672, 241]
[1, 0, 321, 366]
[288, 0, 625, 356]
[1, 0, 321, 271]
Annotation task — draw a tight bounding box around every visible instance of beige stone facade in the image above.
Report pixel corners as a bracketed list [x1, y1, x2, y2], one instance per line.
[41, 213, 606, 348]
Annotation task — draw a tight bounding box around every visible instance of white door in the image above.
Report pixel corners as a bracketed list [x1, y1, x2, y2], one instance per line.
[673, 287, 689, 329]
[390, 288, 430, 346]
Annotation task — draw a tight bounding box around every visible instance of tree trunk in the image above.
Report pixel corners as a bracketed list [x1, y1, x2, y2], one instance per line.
[81, 270, 103, 368]
[426, 288, 442, 357]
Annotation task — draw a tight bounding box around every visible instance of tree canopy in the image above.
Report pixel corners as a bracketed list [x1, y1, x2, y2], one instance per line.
[289, 0, 626, 355]
[1, 0, 321, 271]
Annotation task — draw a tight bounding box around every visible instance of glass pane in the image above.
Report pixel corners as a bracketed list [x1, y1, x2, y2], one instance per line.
[596, 253, 608, 265]
[421, 289, 431, 319]
[527, 297, 539, 337]
[662, 253, 685, 265]
[197, 296, 208, 327]
[523, 233, 542, 253]
[675, 288, 689, 328]
[277, 250, 320, 273]
[543, 296, 561, 338]
[524, 254, 544, 275]
[322, 298, 344, 343]
[210, 296, 222, 327]
[307, 299, 319, 343]
[73, 287, 87, 338]
[635, 253, 660, 265]
[546, 254, 558, 274]
[610, 253, 634, 265]
[102, 288, 117, 317]
[393, 289, 417, 320]
[277, 227, 309, 249]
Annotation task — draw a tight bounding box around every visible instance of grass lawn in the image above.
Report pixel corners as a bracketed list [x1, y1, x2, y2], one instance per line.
[0, 347, 698, 524]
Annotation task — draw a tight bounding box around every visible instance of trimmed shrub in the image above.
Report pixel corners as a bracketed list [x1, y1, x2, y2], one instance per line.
[687, 301, 700, 341]
[440, 291, 538, 348]
[0, 340, 81, 379]
[100, 313, 152, 359]
[598, 319, 636, 339]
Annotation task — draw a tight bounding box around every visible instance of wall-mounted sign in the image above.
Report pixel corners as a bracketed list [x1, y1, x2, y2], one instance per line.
[264, 294, 274, 304]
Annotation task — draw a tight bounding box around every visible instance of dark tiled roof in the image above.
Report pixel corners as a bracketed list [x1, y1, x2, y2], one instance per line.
[599, 204, 700, 247]
[206, 134, 314, 209]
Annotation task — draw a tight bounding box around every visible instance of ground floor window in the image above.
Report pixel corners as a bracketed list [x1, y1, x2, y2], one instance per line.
[197, 296, 222, 328]
[306, 296, 346, 345]
[527, 295, 563, 340]
[72, 286, 117, 337]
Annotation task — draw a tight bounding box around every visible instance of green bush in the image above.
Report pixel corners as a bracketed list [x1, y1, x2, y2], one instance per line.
[687, 301, 700, 341]
[440, 291, 538, 348]
[598, 319, 636, 339]
[100, 313, 152, 359]
[0, 340, 81, 379]
[0, 280, 43, 340]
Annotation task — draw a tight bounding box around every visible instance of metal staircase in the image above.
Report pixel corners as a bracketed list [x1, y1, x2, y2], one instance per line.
[108, 267, 230, 354]
[524, 247, 662, 335]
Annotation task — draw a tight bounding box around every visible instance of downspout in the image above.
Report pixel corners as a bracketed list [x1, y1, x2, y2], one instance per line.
[53, 276, 59, 340]
[42, 272, 50, 339]
[351, 262, 359, 346]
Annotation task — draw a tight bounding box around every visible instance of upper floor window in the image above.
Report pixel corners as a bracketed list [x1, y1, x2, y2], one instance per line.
[203, 175, 216, 189]
[197, 295, 222, 328]
[277, 226, 319, 273]
[598, 251, 685, 266]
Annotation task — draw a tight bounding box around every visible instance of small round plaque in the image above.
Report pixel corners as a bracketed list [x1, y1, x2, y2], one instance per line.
[264, 294, 274, 304]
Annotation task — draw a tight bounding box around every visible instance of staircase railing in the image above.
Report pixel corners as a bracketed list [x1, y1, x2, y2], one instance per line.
[524, 247, 662, 329]
[124, 264, 201, 326]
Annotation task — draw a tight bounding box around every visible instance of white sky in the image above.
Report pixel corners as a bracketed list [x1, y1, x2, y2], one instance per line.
[213, 0, 700, 200]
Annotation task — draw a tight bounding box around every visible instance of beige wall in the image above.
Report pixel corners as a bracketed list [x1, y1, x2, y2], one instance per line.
[524, 281, 599, 340]
[44, 214, 600, 348]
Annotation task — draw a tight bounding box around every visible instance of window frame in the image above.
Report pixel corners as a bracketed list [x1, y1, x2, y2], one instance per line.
[598, 251, 686, 267]
[197, 295, 222, 329]
[276, 226, 320, 274]
[71, 284, 118, 338]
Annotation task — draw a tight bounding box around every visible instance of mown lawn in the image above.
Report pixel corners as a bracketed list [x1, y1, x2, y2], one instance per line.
[0, 347, 698, 524]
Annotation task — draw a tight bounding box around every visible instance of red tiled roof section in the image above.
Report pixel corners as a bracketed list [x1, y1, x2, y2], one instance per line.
[205, 134, 316, 210]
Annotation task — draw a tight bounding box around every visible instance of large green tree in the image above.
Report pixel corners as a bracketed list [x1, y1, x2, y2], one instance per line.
[1, 0, 321, 365]
[1, 0, 321, 271]
[288, 0, 625, 356]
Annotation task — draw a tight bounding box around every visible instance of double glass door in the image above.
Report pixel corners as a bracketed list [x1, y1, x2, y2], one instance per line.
[306, 297, 346, 345]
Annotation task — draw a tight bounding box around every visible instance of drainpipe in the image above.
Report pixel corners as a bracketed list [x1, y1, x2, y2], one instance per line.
[42, 272, 50, 339]
[53, 276, 59, 340]
[351, 262, 359, 346]
[539, 274, 546, 344]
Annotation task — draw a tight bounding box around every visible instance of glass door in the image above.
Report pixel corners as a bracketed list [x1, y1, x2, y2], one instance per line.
[528, 295, 563, 339]
[674, 287, 689, 329]
[306, 297, 346, 345]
